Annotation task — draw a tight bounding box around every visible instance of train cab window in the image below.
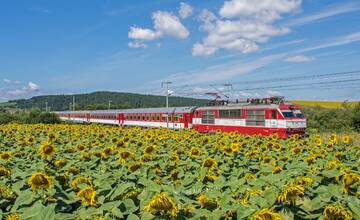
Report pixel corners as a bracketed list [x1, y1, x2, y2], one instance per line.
[174, 114, 179, 122]
[246, 110, 265, 127]
[294, 109, 304, 118]
[271, 110, 277, 119]
[202, 111, 215, 124]
[281, 110, 295, 118]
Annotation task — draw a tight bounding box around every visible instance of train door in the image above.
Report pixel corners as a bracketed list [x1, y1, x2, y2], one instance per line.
[86, 113, 90, 123]
[118, 113, 124, 126]
[270, 110, 278, 128]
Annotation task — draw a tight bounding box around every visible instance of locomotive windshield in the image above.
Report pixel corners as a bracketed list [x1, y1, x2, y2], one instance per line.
[281, 110, 295, 118]
[294, 109, 305, 118]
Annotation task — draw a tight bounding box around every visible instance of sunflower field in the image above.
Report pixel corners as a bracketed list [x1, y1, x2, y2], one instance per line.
[0, 124, 359, 220]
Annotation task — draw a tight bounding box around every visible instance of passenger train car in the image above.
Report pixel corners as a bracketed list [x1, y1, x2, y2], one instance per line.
[55, 97, 306, 138]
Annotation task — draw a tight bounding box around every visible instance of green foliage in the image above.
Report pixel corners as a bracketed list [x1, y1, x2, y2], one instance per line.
[0, 109, 61, 125]
[352, 102, 360, 131]
[301, 104, 356, 132]
[6, 91, 208, 111]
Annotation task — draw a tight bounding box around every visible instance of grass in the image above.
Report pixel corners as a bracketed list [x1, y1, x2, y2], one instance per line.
[291, 100, 358, 108]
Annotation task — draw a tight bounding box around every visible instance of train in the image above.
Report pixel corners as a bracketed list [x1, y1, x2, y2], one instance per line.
[55, 97, 306, 138]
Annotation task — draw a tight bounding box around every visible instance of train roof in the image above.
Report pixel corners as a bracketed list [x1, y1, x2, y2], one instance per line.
[55, 106, 197, 114]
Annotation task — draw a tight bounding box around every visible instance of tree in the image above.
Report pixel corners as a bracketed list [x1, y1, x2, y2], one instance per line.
[352, 102, 360, 131]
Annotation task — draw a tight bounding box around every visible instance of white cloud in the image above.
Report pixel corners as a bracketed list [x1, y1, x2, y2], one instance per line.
[220, 0, 301, 23]
[284, 55, 315, 62]
[128, 41, 148, 48]
[192, 43, 218, 56]
[297, 31, 360, 53]
[287, 2, 360, 26]
[179, 2, 193, 19]
[128, 10, 189, 48]
[152, 11, 189, 39]
[128, 27, 158, 41]
[27, 81, 40, 91]
[193, 0, 300, 56]
[3, 79, 11, 84]
[0, 81, 40, 100]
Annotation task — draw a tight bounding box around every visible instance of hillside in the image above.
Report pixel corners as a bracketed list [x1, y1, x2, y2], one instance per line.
[5, 91, 209, 111]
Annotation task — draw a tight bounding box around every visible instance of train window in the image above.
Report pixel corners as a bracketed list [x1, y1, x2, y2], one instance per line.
[179, 114, 183, 118]
[294, 109, 304, 118]
[146, 115, 150, 121]
[156, 114, 160, 121]
[168, 115, 172, 122]
[162, 115, 166, 122]
[219, 109, 241, 118]
[245, 110, 265, 127]
[142, 115, 145, 121]
[271, 110, 277, 119]
[174, 114, 179, 122]
[202, 111, 215, 124]
[281, 110, 294, 118]
[137, 115, 141, 120]
[151, 114, 155, 120]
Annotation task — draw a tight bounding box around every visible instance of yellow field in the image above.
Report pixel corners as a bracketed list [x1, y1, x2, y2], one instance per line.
[291, 100, 358, 108]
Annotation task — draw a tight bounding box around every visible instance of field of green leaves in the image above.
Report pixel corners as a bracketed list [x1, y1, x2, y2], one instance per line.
[0, 124, 359, 220]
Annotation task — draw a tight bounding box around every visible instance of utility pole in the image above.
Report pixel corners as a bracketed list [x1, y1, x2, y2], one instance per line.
[108, 100, 112, 110]
[72, 96, 75, 111]
[45, 101, 48, 112]
[161, 81, 172, 108]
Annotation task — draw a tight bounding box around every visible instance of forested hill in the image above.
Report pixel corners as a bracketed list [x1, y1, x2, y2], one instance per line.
[6, 91, 209, 111]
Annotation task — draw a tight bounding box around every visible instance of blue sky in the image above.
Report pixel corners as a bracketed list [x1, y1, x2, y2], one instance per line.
[0, 0, 360, 101]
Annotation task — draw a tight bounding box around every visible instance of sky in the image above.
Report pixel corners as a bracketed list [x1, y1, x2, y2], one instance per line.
[0, 0, 360, 102]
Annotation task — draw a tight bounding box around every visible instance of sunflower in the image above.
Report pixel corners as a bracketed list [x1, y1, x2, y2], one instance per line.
[54, 159, 67, 168]
[0, 166, 11, 178]
[314, 138, 322, 146]
[71, 176, 93, 190]
[252, 208, 281, 220]
[101, 147, 112, 158]
[329, 133, 337, 143]
[272, 166, 283, 174]
[118, 150, 134, 163]
[197, 194, 218, 210]
[223, 146, 233, 155]
[231, 143, 239, 153]
[323, 204, 352, 220]
[202, 158, 217, 169]
[305, 156, 316, 165]
[0, 185, 16, 200]
[128, 161, 143, 172]
[77, 186, 96, 206]
[294, 177, 313, 186]
[189, 148, 201, 159]
[277, 184, 304, 205]
[66, 166, 80, 175]
[144, 192, 178, 217]
[4, 214, 19, 220]
[0, 152, 12, 160]
[342, 135, 350, 145]
[342, 172, 360, 193]
[326, 160, 340, 170]
[27, 173, 52, 191]
[144, 145, 156, 154]
[38, 141, 56, 158]
[292, 147, 302, 154]
[76, 144, 86, 151]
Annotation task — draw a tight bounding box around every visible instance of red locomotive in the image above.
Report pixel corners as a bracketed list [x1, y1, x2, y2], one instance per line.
[55, 97, 306, 138]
